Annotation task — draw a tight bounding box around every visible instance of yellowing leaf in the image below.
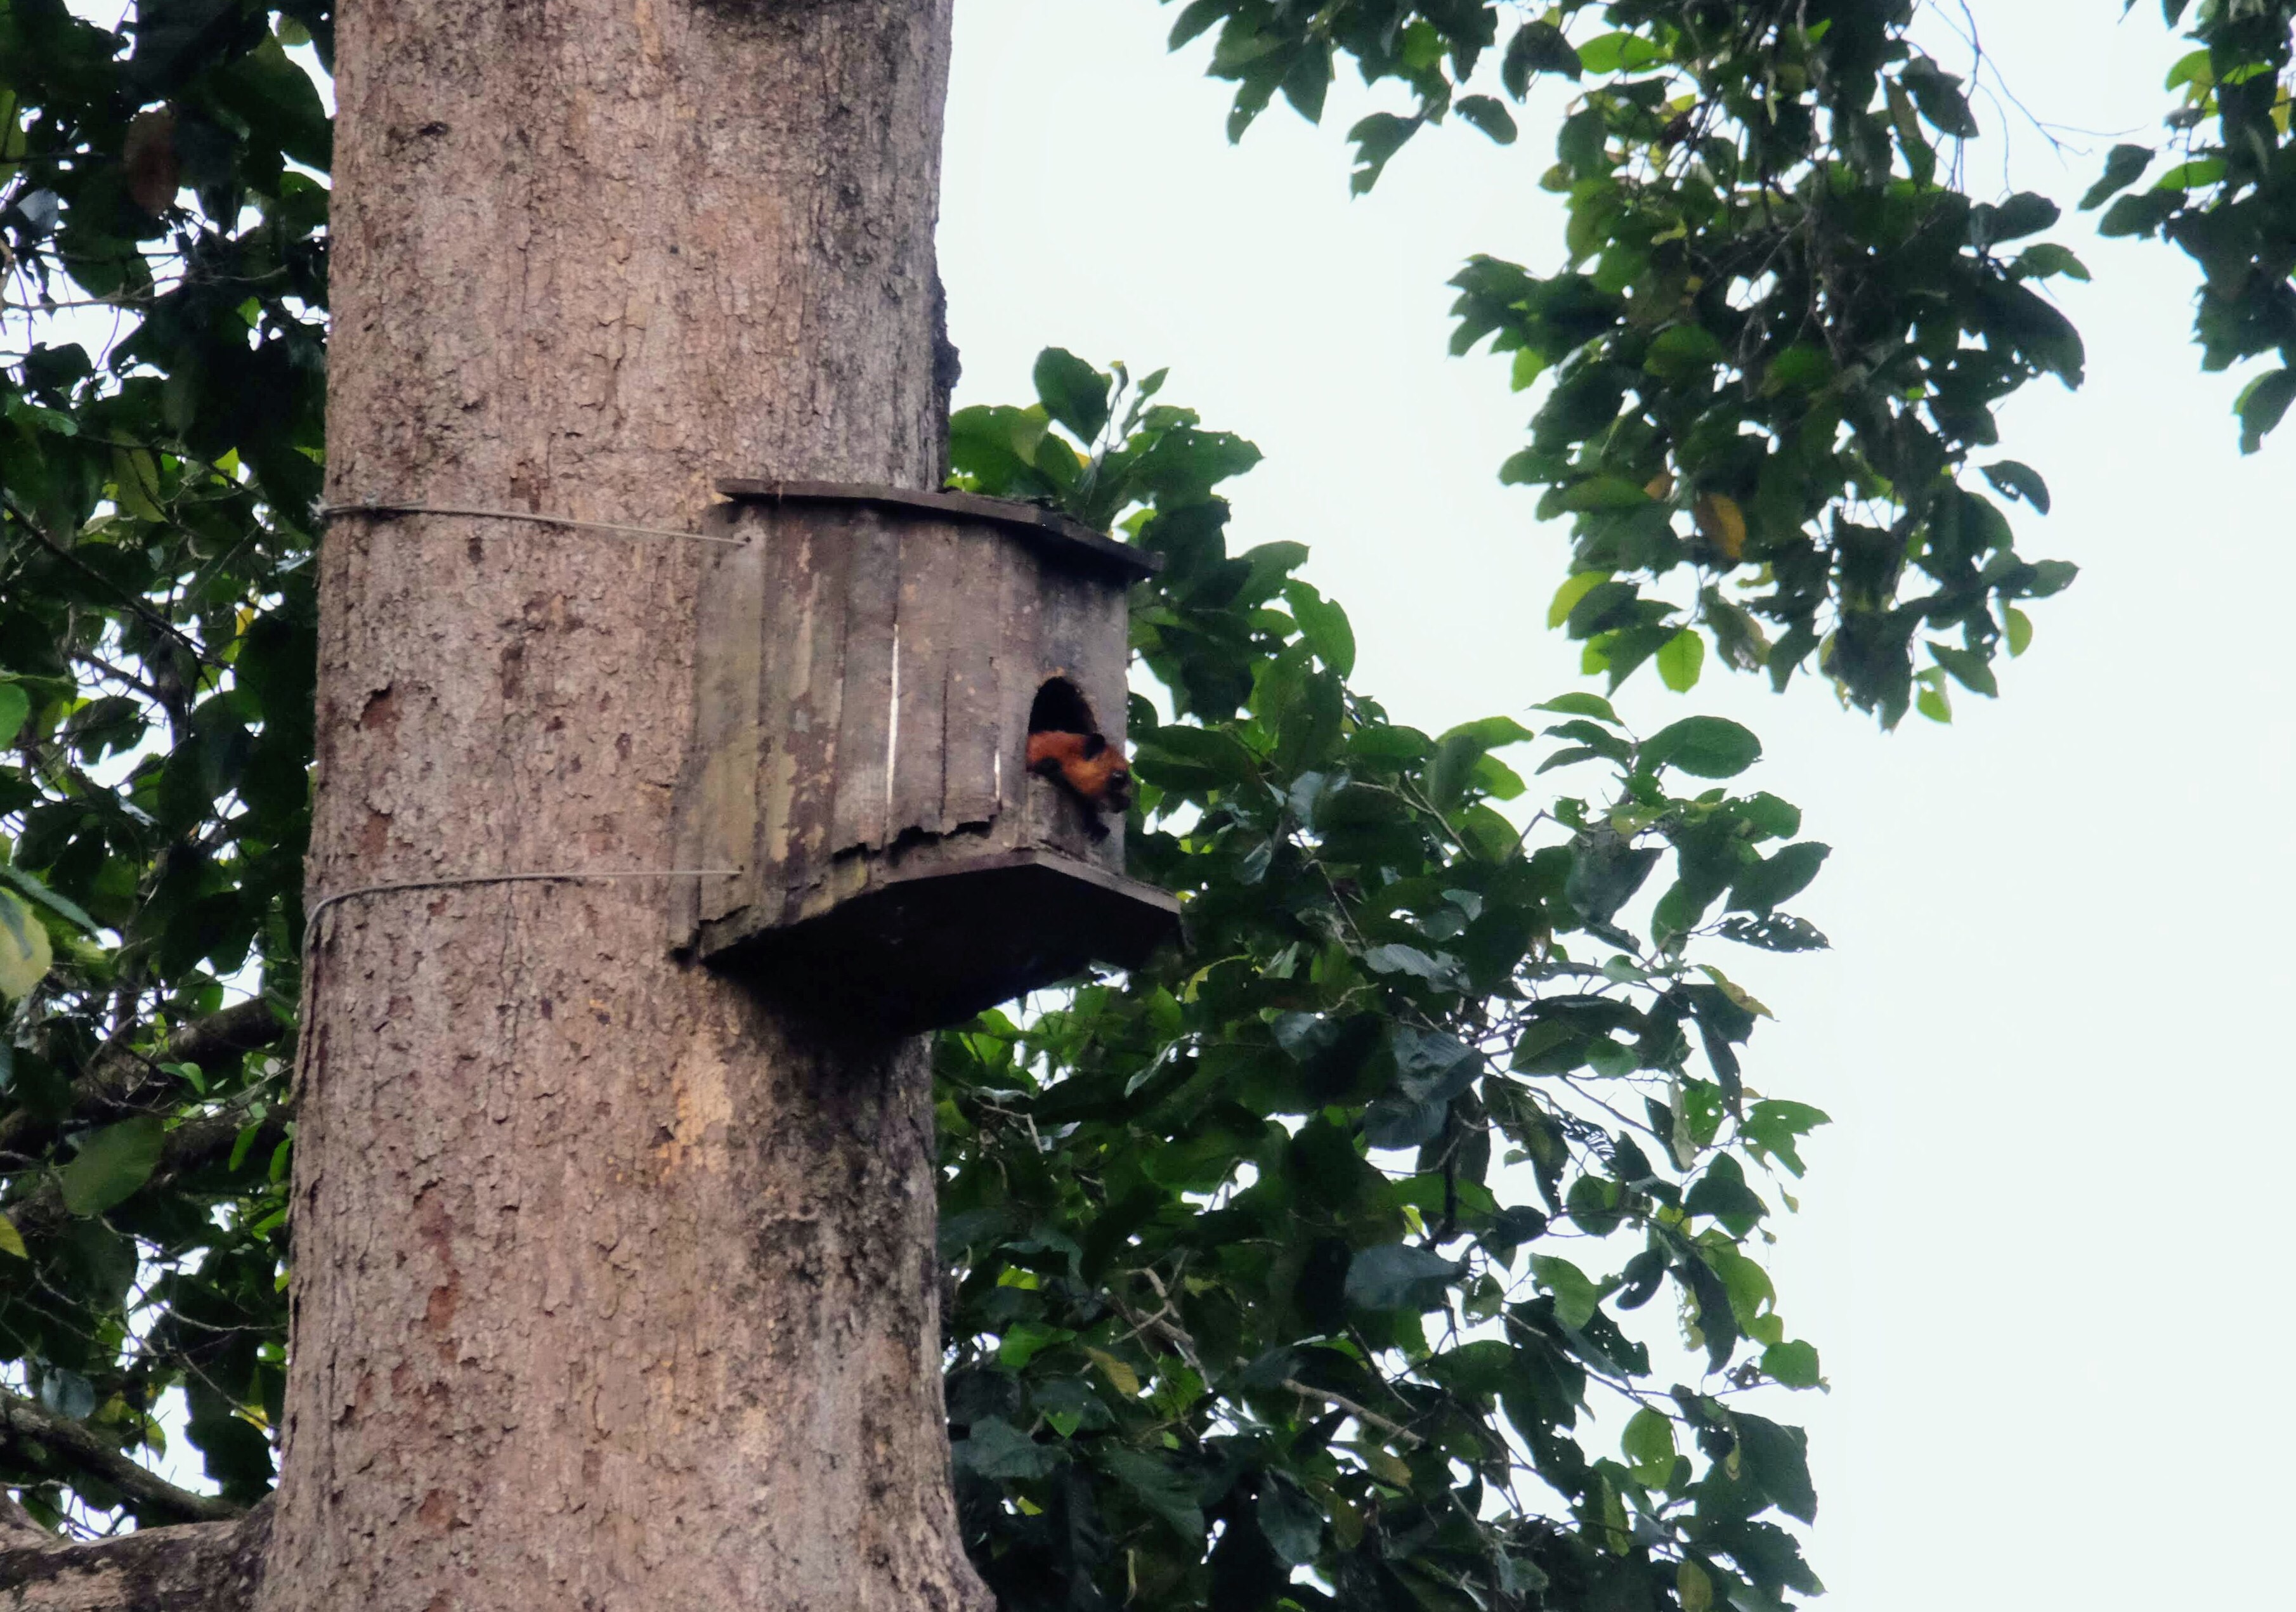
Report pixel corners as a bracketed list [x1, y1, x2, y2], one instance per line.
[1085, 1348, 1140, 1398]
[0, 1213, 25, 1259]
[2006, 606, 2033, 657]
[112, 448, 164, 521]
[1695, 965, 1772, 1018]
[1693, 493, 1747, 560]
[0, 890, 51, 1001]
[1362, 1443, 1412, 1486]
[1679, 1561, 1714, 1612]
[1643, 471, 1676, 500]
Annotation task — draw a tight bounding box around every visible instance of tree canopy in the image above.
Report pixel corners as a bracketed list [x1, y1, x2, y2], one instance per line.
[1, 1, 2288, 1608]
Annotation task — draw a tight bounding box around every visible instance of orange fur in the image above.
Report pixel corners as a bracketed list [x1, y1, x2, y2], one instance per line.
[1027, 729, 1132, 816]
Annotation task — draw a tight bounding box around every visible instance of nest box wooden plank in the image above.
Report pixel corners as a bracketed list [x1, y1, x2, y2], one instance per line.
[672, 480, 1181, 1030]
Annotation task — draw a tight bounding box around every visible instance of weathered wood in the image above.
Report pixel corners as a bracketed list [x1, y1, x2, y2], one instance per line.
[1023, 564, 1127, 868]
[940, 531, 1007, 831]
[891, 523, 963, 838]
[735, 849, 1180, 1032]
[671, 502, 762, 936]
[679, 486, 1178, 1027]
[715, 478, 1159, 583]
[773, 505, 856, 919]
[830, 510, 903, 859]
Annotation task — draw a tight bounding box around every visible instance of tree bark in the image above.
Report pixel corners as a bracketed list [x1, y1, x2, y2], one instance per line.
[0, 1504, 266, 1612]
[255, 1, 984, 1608]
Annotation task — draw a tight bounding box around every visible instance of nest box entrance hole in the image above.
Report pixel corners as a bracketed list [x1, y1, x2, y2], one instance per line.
[1026, 677, 1128, 842]
[1029, 676, 1100, 739]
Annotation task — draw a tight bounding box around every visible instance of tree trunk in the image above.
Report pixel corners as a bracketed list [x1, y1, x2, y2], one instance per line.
[252, 1, 982, 1608]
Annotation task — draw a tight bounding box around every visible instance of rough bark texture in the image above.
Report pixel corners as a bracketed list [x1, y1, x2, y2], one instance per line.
[0, 1504, 266, 1612]
[259, 1, 984, 1608]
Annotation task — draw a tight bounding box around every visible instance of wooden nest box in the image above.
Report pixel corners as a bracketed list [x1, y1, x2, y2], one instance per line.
[671, 480, 1181, 1030]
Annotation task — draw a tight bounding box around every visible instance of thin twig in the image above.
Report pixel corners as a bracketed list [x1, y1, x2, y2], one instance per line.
[1280, 1379, 1424, 1448]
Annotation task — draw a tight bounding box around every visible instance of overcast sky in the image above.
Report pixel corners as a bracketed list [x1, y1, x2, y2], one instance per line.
[941, 5, 2295, 1608]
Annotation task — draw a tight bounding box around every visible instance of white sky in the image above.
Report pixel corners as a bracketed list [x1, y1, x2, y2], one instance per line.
[941, 4, 2295, 1609]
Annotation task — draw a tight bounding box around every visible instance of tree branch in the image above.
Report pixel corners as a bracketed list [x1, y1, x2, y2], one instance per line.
[0, 1390, 240, 1526]
[5, 1100, 290, 1247]
[0, 1498, 267, 1609]
[1279, 1379, 1424, 1448]
[0, 999, 286, 1161]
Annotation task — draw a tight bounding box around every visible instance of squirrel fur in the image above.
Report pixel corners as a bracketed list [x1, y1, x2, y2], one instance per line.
[1027, 729, 1132, 824]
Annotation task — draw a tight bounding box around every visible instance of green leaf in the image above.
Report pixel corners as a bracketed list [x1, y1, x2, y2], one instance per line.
[1683, 1155, 1766, 1223]
[1762, 1340, 1823, 1388]
[1973, 192, 2058, 245]
[1640, 717, 1761, 779]
[1733, 1413, 1817, 1523]
[1102, 1446, 1205, 1542]
[1453, 95, 1517, 145]
[0, 890, 53, 1001]
[955, 1417, 1060, 1481]
[1928, 643, 1999, 698]
[60, 1115, 167, 1218]
[1361, 943, 1449, 981]
[1621, 1406, 1676, 1483]
[1742, 1100, 1832, 1177]
[1655, 629, 1704, 692]
[1761, 345, 1834, 394]
[0, 865, 100, 935]
[1547, 570, 1613, 630]
[1560, 476, 1653, 512]
[2164, 47, 2211, 91]
[1728, 842, 1829, 915]
[1735, 793, 1801, 841]
[1529, 1253, 1600, 1329]
[1503, 21, 1581, 94]
[1980, 460, 2050, 514]
[1437, 715, 1536, 751]
[2097, 188, 2181, 238]
[1347, 111, 1421, 193]
[0, 682, 28, 748]
[1900, 56, 1978, 138]
[2005, 606, 2033, 657]
[2153, 157, 2225, 191]
[1283, 581, 1356, 677]
[1345, 1243, 1466, 1311]
[2012, 242, 2090, 282]
[2236, 367, 2296, 454]
[1646, 323, 1727, 375]
[1168, 0, 1224, 49]
[1575, 31, 1662, 75]
[1717, 914, 1830, 953]
[1533, 692, 1622, 725]
[1032, 348, 1112, 444]
[1256, 1470, 1324, 1565]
